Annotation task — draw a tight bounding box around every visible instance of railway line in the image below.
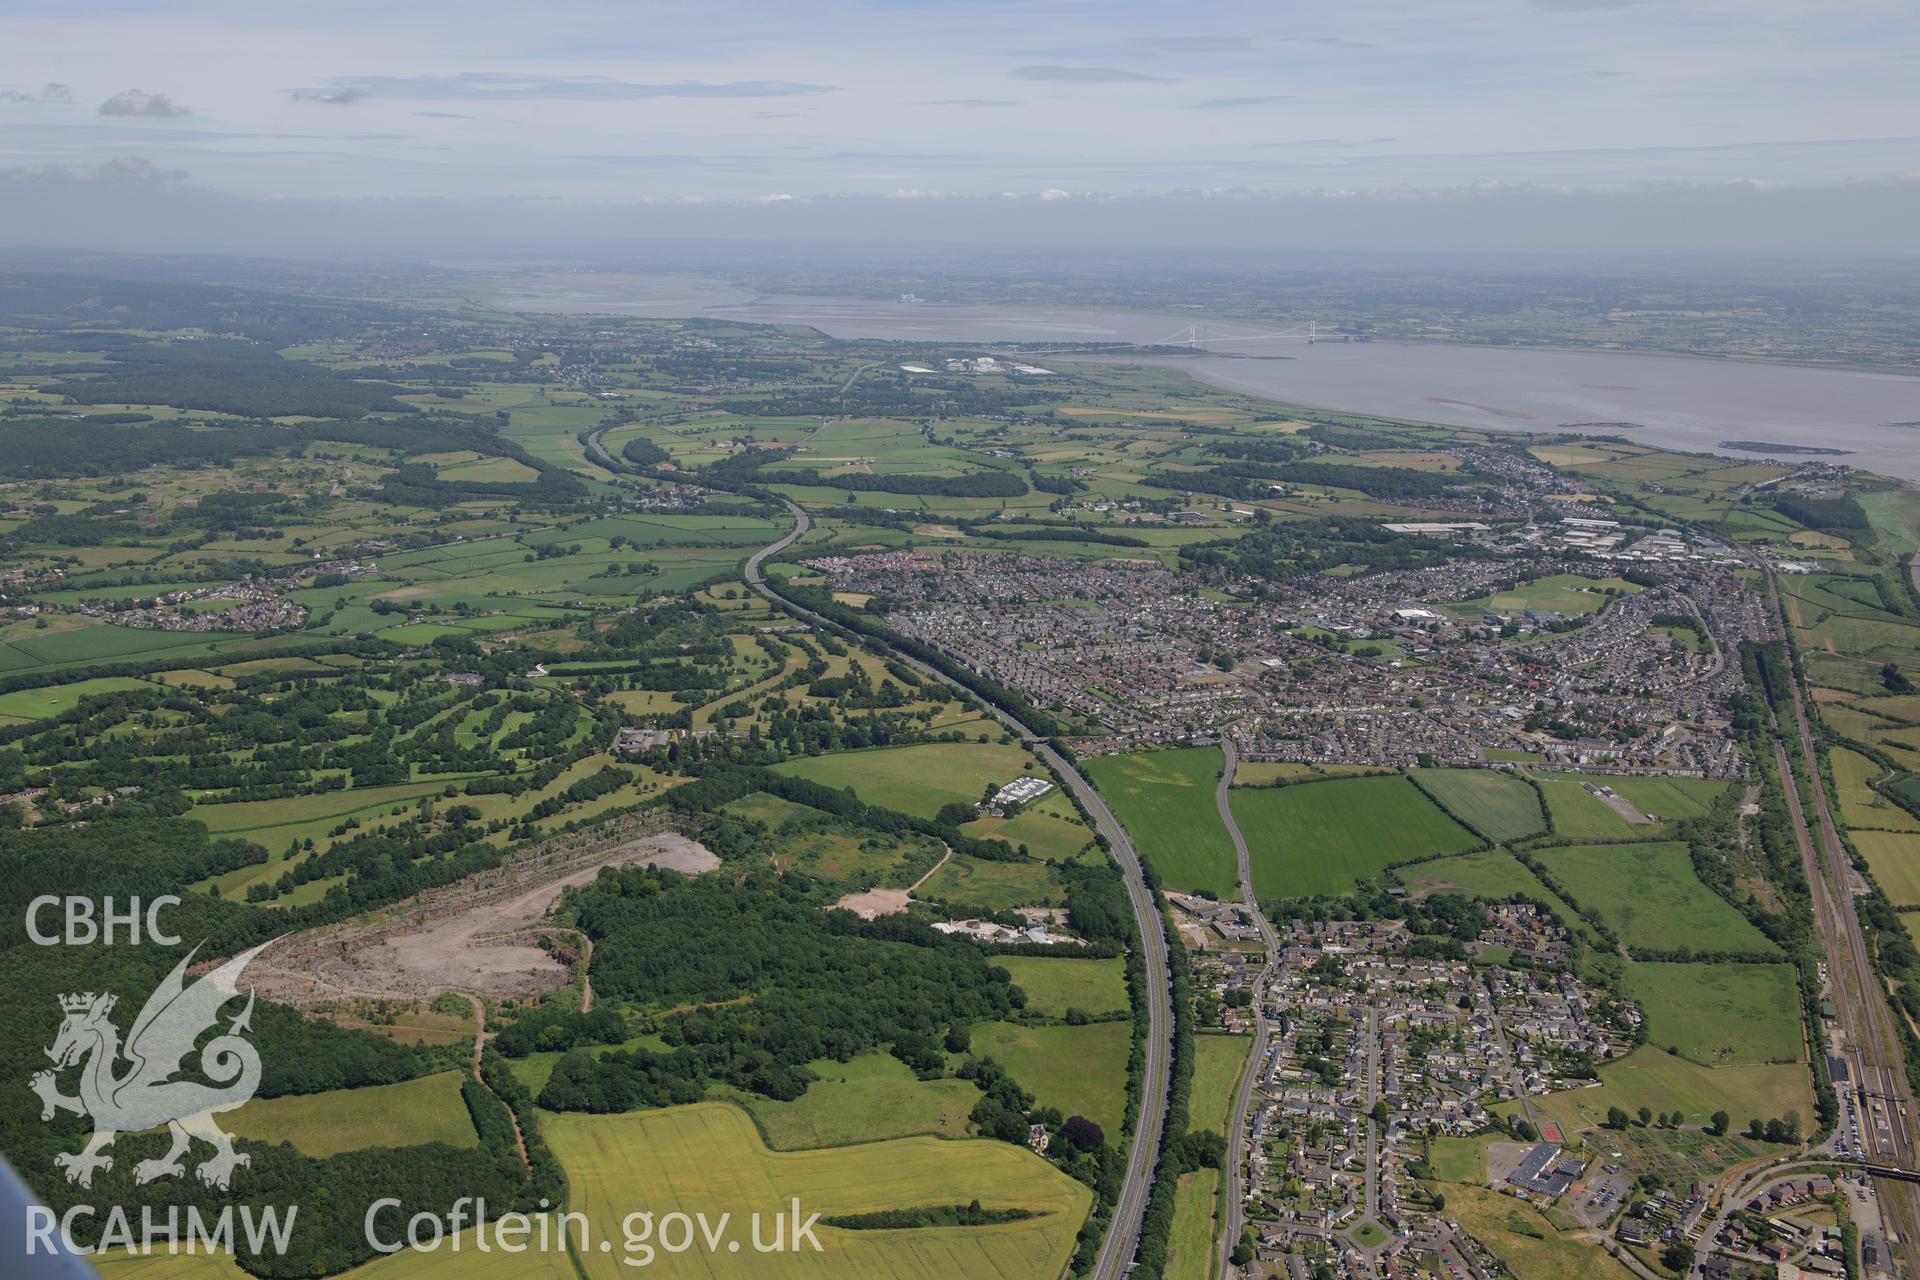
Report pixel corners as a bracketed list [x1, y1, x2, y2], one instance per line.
[1766, 570, 1920, 1271]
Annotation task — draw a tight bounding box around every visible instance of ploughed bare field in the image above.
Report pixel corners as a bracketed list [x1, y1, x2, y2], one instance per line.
[252, 819, 718, 1005]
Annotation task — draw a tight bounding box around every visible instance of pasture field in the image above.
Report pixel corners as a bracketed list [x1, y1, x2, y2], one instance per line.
[1623, 963, 1805, 1066]
[1533, 842, 1776, 954]
[0, 674, 157, 719]
[1188, 1034, 1251, 1134]
[1532, 777, 1655, 840]
[1402, 848, 1549, 901]
[1230, 775, 1479, 900]
[960, 789, 1092, 861]
[1400, 849, 1614, 970]
[1833, 746, 1920, 832]
[1, 620, 219, 669]
[770, 739, 1039, 820]
[916, 852, 1064, 911]
[1082, 747, 1238, 898]
[1440, 1184, 1638, 1280]
[93, 1252, 260, 1280]
[1601, 775, 1730, 822]
[1231, 761, 1388, 786]
[777, 825, 939, 887]
[993, 955, 1129, 1018]
[1411, 768, 1546, 842]
[1426, 1133, 1493, 1184]
[1853, 831, 1920, 905]
[547, 1104, 1091, 1280]
[224, 1071, 477, 1157]
[968, 1020, 1130, 1133]
[711, 1052, 981, 1149]
[1165, 1169, 1221, 1280]
[722, 791, 823, 826]
[1513, 1046, 1810, 1138]
[1446, 573, 1640, 619]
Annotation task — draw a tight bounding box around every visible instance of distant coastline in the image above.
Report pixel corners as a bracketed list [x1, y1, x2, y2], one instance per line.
[1718, 440, 1853, 456]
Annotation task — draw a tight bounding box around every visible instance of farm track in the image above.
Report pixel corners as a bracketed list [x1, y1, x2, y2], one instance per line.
[459, 992, 529, 1170]
[745, 498, 1175, 1280]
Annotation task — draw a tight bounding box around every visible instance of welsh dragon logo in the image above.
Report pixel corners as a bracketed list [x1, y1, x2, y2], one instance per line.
[32, 940, 273, 1190]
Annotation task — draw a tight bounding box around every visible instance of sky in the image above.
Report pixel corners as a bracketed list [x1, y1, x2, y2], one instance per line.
[2, 0, 1919, 255]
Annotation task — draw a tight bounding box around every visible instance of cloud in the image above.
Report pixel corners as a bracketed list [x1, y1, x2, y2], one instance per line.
[1, 83, 74, 104]
[1194, 95, 1297, 109]
[327, 73, 836, 101]
[1141, 36, 1251, 52]
[413, 110, 473, 119]
[292, 86, 369, 105]
[1009, 65, 1168, 84]
[1275, 36, 1373, 49]
[1531, 0, 1643, 8]
[911, 98, 1021, 108]
[98, 89, 189, 118]
[750, 110, 810, 119]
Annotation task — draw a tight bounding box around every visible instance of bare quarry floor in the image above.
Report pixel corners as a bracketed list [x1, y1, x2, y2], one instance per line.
[252, 822, 718, 1005]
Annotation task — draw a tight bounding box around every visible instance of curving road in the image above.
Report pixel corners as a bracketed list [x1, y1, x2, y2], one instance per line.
[745, 498, 1174, 1280]
[1215, 738, 1282, 1278]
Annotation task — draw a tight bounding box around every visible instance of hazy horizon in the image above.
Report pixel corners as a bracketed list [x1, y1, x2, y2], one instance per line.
[4, 0, 1919, 257]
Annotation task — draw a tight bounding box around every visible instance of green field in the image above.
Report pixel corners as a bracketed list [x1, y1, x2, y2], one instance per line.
[0, 674, 156, 719]
[711, 1051, 981, 1149]
[1441, 1184, 1638, 1280]
[1602, 775, 1730, 822]
[1533, 777, 1657, 840]
[969, 1020, 1131, 1133]
[1188, 1034, 1251, 1134]
[993, 955, 1129, 1018]
[1081, 747, 1238, 897]
[1624, 962, 1805, 1065]
[1534, 841, 1775, 954]
[1448, 573, 1640, 619]
[1427, 1133, 1493, 1184]
[771, 739, 1040, 820]
[960, 789, 1091, 861]
[1412, 768, 1546, 842]
[1834, 746, 1920, 832]
[1230, 775, 1480, 899]
[917, 853, 1064, 911]
[1165, 1169, 1221, 1280]
[547, 1103, 1091, 1279]
[1514, 1046, 1811, 1138]
[1853, 830, 1920, 905]
[1402, 849, 1567, 916]
[224, 1072, 477, 1157]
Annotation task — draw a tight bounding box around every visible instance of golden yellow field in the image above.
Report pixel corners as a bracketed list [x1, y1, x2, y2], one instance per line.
[550, 1103, 1091, 1279]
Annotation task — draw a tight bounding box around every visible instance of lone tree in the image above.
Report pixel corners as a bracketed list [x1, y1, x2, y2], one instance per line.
[1058, 1115, 1107, 1154]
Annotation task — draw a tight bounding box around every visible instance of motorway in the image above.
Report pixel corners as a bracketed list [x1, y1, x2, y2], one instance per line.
[1215, 738, 1283, 1278]
[1765, 570, 1920, 1269]
[744, 498, 1176, 1280]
